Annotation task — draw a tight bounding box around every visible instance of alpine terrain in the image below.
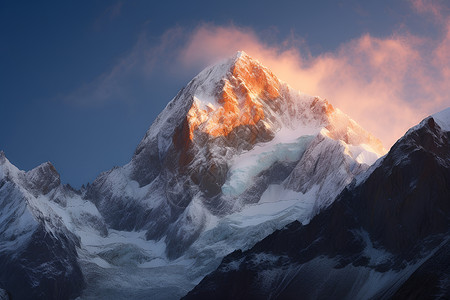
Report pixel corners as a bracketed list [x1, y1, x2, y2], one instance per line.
[185, 108, 450, 299]
[3, 51, 445, 300]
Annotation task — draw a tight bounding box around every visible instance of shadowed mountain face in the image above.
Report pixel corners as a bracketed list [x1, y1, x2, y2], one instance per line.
[392, 239, 450, 299]
[184, 115, 450, 299]
[0, 224, 84, 300]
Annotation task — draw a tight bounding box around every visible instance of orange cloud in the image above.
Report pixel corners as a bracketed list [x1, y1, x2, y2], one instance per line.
[176, 23, 450, 149]
[66, 4, 450, 150]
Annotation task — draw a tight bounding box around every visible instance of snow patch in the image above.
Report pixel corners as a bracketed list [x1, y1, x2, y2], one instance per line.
[433, 106, 450, 132]
[222, 129, 315, 197]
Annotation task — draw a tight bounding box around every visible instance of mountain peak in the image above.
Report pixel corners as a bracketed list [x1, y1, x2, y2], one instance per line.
[131, 51, 386, 188]
[25, 161, 60, 195]
[0, 152, 22, 183]
[231, 50, 250, 64]
[186, 51, 281, 140]
[230, 50, 256, 66]
[432, 106, 450, 131]
[184, 51, 385, 157]
[235, 50, 248, 59]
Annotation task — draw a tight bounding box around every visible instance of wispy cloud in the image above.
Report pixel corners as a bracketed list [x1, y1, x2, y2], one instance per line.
[63, 26, 185, 106]
[94, 1, 124, 31]
[64, 4, 450, 148]
[410, 0, 449, 23]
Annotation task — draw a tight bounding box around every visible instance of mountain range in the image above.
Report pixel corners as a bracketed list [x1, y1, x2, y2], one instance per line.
[0, 51, 448, 299]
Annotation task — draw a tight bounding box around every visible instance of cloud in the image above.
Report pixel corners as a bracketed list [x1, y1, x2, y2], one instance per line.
[410, 0, 448, 23]
[177, 23, 449, 148]
[64, 5, 450, 149]
[108, 1, 123, 19]
[63, 26, 186, 106]
[94, 1, 124, 31]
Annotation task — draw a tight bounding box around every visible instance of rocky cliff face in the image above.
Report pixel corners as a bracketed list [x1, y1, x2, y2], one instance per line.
[185, 110, 450, 299]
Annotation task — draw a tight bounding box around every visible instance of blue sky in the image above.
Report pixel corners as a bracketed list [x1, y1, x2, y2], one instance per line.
[1, 0, 449, 187]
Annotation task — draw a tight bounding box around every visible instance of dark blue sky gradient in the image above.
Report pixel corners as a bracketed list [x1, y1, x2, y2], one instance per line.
[0, 0, 442, 187]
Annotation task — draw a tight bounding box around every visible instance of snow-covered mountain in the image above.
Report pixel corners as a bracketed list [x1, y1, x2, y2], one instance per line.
[0, 51, 388, 299]
[86, 51, 384, 259]
[185, 108, 450, 299]
[0, 153, 87, 299]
